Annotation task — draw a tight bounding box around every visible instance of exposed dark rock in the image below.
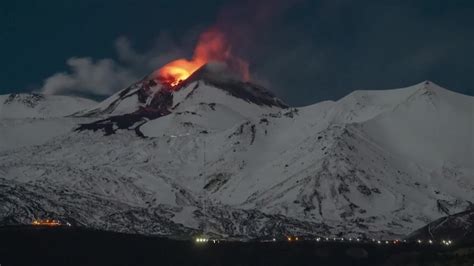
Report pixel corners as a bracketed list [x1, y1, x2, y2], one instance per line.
[4, 93, 44, 107]
[338, 183, 350, 194]
[203, 173, 230, 192]
[357, 185, 372, 196]
[76, 90, 173, 136]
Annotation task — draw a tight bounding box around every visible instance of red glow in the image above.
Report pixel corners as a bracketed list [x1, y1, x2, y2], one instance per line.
[156, 28, 249, 88]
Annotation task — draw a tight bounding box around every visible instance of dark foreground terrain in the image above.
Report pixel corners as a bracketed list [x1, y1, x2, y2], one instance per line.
[0, 226, 473, 266]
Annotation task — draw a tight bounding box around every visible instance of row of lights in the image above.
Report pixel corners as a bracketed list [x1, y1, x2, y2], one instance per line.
[416, 239, 453, 246]
[282, 236, 454, 247]
[195, 238, 221, 244]
[430, 239, 453, 246]
[195, 236, 454, 247]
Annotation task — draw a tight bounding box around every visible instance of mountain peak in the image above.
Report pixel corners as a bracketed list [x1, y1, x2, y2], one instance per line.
[416, 80, 441, 93]
[177, 63, 288, 108]
[74, 63, 287, 135]
[78, 62, 287, 119]
[413, 80, 467, 96]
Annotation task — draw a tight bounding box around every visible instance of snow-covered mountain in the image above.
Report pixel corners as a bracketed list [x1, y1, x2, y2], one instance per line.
[0, 66, 472, 240]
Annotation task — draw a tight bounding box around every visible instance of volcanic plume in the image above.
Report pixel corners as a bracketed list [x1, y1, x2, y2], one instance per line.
[155, 27, 249, 88]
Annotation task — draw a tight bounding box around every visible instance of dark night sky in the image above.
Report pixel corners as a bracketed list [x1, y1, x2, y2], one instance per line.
[1, 0, 473, 106]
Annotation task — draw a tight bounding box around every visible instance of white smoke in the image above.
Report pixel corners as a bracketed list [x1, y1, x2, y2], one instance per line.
[40, 33, 191, 97]
[41, 57, 136, 96]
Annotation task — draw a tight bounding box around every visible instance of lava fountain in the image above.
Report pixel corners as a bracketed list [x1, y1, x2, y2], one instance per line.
[156, 28, 249, 89]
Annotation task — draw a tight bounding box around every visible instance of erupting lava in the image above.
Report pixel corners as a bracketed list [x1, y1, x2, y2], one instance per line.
[157, 58, 206, 87]
[156, 28, 249, 88]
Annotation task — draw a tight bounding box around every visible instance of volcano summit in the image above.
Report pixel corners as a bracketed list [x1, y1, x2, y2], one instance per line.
[74, 63, 287, 136]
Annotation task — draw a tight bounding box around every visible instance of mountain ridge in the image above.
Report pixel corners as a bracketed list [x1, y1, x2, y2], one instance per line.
[0, 78, 472, 240]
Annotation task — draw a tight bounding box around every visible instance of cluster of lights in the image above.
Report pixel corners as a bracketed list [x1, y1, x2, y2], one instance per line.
[31, 219, 68, 227]
[194, 238, 221, 244]
[441, 240, 453, 246]
[195, 237, 208, 243]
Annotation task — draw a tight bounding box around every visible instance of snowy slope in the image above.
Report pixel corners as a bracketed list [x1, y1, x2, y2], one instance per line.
[141, 80, 286, 136]
[407, 208, 474, 244]
[361, 82, 473, 168]
[0, 93, 96, 118]
[0, 77, 472, 240]
[0, 93, 97, 151]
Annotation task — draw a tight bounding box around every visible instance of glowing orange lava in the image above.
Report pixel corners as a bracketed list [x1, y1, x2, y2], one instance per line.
[157, 58, 206, 87]
[156, 28, 249, 88]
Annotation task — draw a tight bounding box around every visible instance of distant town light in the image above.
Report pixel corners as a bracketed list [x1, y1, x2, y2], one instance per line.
[31, 219, 62, 226]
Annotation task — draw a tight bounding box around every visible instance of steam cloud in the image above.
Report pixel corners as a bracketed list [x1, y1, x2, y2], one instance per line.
[41, 57, 135, 96]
